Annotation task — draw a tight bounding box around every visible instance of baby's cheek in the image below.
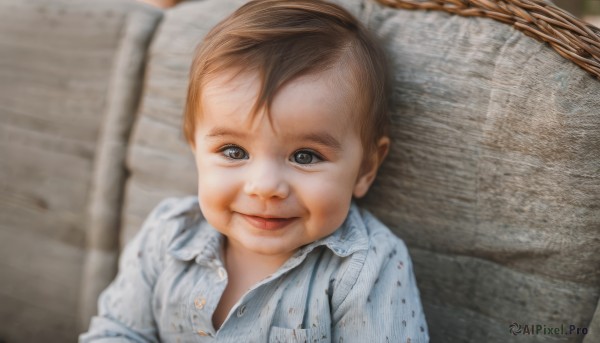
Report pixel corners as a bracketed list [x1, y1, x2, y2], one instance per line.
[302, 179, 353, 234]
[197, 169, 239, 218]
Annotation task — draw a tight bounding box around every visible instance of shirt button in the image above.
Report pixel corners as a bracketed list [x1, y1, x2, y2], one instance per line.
[237, 304, 247, 318]
[217, 267, 227, 281]
[194, 297, 206, 310]
[197, 329, 209, 336]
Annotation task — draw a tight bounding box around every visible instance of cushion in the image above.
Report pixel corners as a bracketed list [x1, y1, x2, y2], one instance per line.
[0, 0, 161, 340]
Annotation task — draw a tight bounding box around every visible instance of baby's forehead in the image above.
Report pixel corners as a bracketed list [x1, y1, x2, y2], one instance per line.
[202, 66, 362, 118]
[198, 69, 362, 137]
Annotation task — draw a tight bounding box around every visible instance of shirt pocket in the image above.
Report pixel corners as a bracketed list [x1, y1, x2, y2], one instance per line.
[269, 325, 330, 343]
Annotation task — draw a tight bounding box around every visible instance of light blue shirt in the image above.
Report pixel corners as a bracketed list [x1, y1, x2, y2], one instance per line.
[80, 196, 429, 342]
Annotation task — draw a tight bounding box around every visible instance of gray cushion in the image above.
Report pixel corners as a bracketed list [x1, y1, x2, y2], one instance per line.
[0, 0, 161, 340]
[364, 3, 600, 343]
[123, 0, 600, 342]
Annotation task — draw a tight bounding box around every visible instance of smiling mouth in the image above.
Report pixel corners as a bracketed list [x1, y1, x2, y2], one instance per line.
[239, 213, 297, 230]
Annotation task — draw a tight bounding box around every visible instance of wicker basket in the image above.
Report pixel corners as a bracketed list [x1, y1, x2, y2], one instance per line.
[376, 0, 600, 79]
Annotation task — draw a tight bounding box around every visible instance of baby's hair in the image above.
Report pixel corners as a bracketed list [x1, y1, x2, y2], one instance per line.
[184, 0, 390, 156]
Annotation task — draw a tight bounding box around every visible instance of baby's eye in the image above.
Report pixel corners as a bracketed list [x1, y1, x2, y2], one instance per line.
[291, 150, 322, 165]
[220, 145, 248, 160]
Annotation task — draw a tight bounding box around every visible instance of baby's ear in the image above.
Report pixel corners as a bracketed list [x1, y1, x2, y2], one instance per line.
[353, 136, 390, 198]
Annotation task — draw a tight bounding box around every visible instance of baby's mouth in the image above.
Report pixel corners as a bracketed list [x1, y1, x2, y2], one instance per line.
[239, 213, 297, 230]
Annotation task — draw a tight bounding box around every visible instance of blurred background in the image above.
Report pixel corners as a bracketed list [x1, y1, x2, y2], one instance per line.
[141, 0, 600, 24]
[556, 0, 600, 26]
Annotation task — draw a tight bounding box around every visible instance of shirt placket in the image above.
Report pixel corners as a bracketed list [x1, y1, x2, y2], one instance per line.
[176, 231, 227, 340]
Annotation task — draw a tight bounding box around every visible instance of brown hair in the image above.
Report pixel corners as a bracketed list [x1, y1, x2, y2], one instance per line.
[183, 0, 390, 156]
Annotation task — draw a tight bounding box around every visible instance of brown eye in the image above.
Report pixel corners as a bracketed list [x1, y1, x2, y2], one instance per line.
[292, 150, 321, 165]
[222, 146, 248, 160]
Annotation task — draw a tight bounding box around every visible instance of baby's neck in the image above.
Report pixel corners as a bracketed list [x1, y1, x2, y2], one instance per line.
[223, 239, 294, 283]
[212, 239, 295, 330]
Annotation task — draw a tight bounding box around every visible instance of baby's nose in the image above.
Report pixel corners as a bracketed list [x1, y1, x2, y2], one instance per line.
[243, 160, 290, 199]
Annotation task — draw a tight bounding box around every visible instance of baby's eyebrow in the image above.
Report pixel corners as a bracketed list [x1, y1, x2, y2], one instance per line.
[205, 127, 342, 151]
[205, 127, 247, 139]
[297, 132, 342, 151]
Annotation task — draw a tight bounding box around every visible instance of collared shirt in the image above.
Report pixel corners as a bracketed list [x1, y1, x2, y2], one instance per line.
[80, 196, 429, 343]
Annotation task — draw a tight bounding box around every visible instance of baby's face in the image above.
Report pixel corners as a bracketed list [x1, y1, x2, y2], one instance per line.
[192, 70, 371, 261]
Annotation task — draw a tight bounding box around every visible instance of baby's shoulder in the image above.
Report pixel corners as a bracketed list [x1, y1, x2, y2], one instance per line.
[148, 195, 201, 223]
[112, 196, 203, 285]
[332, 205, 412, 282]
[354, 205, 411, 263]
[130, 196, 203, 260]
[327, 206, 416, 312]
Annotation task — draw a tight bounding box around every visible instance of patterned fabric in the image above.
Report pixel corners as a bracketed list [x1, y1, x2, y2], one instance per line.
[80, 196, 429, 342]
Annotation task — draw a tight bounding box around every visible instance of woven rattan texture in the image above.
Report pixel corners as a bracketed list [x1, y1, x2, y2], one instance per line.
[376, 0, 600, 79]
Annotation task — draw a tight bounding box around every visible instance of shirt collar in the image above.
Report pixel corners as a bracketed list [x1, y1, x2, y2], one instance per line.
[167, 220, 223, 265]
[166, 199, 370, 265]
[295, 202, 369, 258]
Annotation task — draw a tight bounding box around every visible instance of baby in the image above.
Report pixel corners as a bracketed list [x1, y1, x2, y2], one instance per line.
[81, 0, 428, 342]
